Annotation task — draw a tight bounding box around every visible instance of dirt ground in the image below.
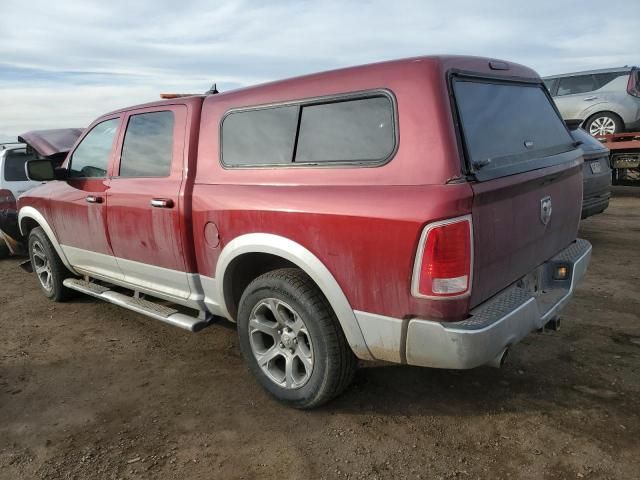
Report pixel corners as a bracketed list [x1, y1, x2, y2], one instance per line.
[1, 188, 639, 480]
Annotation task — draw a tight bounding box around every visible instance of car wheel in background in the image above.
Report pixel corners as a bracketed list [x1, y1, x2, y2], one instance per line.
[585, 112, 624, 136]
[237, 268, 357, 409]
[28, 227, 74, 301]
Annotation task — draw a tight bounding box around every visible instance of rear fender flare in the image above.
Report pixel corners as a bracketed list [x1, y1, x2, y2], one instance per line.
[18, 206, 77, 274]
[215, 233, 374, 361]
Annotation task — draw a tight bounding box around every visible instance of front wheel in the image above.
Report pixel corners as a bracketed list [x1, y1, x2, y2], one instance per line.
[237, 268, 357, 409]
[28, 227, 74, 301]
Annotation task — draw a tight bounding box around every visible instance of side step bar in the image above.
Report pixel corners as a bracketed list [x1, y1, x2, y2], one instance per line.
[63, 278, 213, 332]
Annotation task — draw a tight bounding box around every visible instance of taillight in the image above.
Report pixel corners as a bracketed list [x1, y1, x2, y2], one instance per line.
[412, 215, 473, 299]
[627, 69, 640, 97]
[0, 189, 16, 210]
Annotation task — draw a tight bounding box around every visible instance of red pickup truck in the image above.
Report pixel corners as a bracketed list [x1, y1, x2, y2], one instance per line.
[19, 56, 592, 408]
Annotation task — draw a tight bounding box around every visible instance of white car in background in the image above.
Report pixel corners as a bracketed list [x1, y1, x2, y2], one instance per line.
[0, 143, 41, 257]
[0, 129, 83, 257]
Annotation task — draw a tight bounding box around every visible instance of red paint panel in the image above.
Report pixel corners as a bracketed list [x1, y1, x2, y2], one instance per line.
[192, 184, 474, 320]
[106, 105, 189, 271]
[50, 178, 113, 254]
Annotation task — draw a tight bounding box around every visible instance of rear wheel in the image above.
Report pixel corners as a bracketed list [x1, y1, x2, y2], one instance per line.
[28, 227, 74, 301]
[585, 112, 623, 136]
[237, 268, 357, 409]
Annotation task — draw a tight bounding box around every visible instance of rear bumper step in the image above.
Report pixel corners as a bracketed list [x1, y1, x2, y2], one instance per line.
[405, 239, 592, 368]
[63, 278, 212, 332]
[354, 239, 592, 368]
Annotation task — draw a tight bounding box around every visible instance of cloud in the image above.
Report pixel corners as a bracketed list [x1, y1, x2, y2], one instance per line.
[0, 0, 637, 137]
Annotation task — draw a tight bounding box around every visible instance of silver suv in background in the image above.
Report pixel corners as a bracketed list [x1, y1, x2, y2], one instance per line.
[543, 67, 640, 136]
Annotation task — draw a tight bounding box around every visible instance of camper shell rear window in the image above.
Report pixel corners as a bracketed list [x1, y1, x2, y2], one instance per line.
[451, 74, 577, 181]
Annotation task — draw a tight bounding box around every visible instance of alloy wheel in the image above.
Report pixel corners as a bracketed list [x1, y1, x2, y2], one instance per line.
[248, 298, 314, 389]
[589, 116, 617, 136]
[32, 240, 53, 292]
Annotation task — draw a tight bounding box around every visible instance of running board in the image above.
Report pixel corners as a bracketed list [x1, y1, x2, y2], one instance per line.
[63, 278, 212, 332]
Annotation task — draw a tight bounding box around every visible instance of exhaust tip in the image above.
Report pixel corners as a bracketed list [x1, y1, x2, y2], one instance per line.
[487, 348, 509, 368]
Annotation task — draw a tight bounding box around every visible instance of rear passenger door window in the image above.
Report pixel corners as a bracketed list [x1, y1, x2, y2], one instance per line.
[69, 118, 119, 178]
[556, 75, 598, 96]
[221, 93, 396, 167]
[119, 111, 175, 177]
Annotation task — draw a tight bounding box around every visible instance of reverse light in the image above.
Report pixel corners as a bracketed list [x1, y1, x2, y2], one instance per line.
[0, 189, 16, 210]
[554, 265, 570, 280]
[412, 215, 473, 299]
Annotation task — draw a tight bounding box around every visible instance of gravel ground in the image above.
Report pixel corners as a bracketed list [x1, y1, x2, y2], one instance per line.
[1, 187, 639, 480]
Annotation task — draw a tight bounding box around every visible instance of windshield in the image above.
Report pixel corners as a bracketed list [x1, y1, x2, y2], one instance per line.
[453, 77, 575, 180]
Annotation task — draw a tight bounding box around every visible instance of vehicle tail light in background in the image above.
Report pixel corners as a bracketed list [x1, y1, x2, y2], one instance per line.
[412, 215, 473, 299]
[627, 68, 640, 98]
[0, 189, 16, 211]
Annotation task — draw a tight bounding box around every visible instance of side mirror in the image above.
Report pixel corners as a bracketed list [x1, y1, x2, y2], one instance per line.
[25, 159, 66, 181]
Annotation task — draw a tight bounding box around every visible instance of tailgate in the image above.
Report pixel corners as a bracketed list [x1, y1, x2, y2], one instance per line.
[470, 159, 582, 306]
[451, 73, 584, 308]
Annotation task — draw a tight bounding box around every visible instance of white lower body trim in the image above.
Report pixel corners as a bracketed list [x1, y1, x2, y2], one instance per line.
[60, 245, 224, 314]
[353, 310, 404, 363]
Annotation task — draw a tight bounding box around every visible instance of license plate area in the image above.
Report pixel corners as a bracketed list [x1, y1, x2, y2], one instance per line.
[516, 265, 544, 296]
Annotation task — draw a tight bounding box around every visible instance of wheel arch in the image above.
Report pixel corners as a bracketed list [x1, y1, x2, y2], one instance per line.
[581, 106, 626, 128]
[215, 233, 373, 360]
[18, 206, 77, 274]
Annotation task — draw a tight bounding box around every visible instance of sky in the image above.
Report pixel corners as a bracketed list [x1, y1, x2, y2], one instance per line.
[1, 0, 638, 141]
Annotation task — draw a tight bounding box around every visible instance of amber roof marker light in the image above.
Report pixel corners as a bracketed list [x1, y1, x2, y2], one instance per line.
[160, 83, 220, 99]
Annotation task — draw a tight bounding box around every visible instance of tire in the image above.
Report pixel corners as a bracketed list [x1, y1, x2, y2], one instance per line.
[237, 268, 357, 409]
[28, 227, 74, 301]
[0, 237, 9, 259]
[585, 112, 624, 136]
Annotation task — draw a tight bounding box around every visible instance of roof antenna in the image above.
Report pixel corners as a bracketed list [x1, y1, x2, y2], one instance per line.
[206, 83, 219, 95]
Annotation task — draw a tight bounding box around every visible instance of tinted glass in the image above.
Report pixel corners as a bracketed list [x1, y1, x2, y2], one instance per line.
[4, 149, 37, 181]
[453, 80, 573, 175]
[120, 111, 174, 177]
[556, 75, 598, 96]
[594, 72, 625, 89]
[222, 106, 298, 166]
[69, 118, 119, 178]
[296, 97, 394, 163]
[543, 79, 556, 93]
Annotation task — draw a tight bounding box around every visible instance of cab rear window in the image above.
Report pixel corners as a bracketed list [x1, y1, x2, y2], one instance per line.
[452, 78, 575, 180]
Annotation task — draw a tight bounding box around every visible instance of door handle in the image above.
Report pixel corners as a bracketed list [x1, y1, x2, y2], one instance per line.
[583, 96, 598, 101]
[85, 195, 103, 204]
[150, 198, 174, 209]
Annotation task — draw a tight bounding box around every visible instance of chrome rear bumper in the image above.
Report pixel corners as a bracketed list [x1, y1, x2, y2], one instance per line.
[404, 239, 592, 368]
[353, 239, 592, 368]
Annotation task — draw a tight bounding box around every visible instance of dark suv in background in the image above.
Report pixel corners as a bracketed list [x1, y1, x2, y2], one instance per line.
[544, 67, 640, 135]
